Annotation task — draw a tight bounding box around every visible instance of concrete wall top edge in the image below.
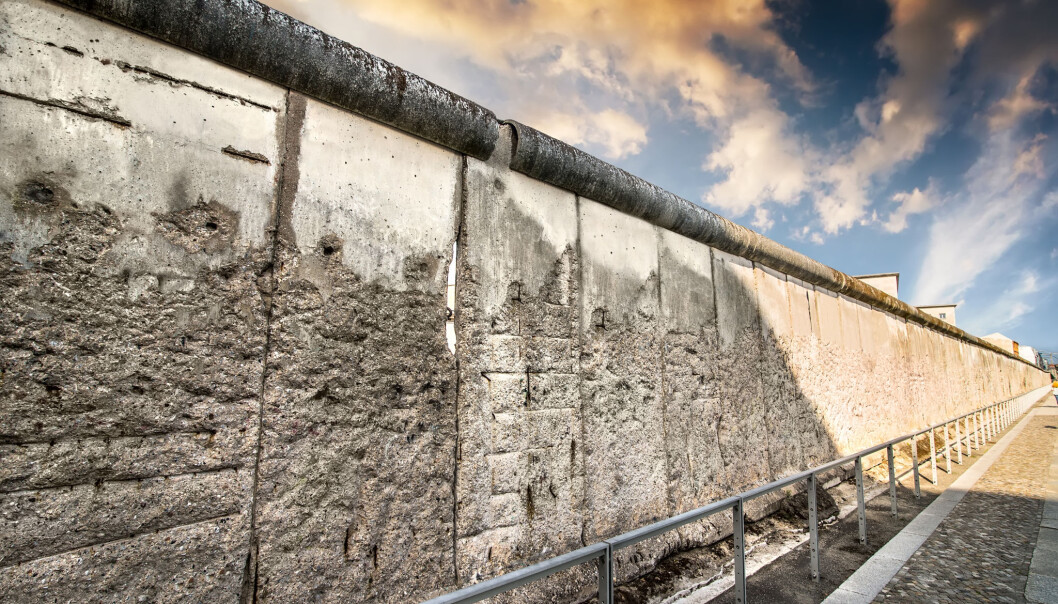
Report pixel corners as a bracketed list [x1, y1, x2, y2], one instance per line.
[52, 0, 499, 161]
[504, 120, 1035, 368]
[50, 0, 1035, 369]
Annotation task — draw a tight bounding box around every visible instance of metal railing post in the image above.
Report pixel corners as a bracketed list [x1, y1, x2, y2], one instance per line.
[808, 473, 819, 581]
[733, 498, 747, 604]
[886, 444, 898, 517]
[954, 419, 963, 464]
[928, 428, 937, 484]
[911, 436, 921, 498]
[943, 422, 952, 473]
[420, 390, 1043, 604]
[597, 543, 612, 604]
[855, 457, 866, 545]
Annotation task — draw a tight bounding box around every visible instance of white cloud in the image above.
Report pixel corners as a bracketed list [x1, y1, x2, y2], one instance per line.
[962, 269, 1055, 335]
[814, 0, 981, 233]
[912, 129, 1052, 306]
[988, 75, 1052, 132]
[751, 207, 774, 232]
[883, 184, 937, 233]
[529, 107, 648, 160]
[703, 108, 813, 215]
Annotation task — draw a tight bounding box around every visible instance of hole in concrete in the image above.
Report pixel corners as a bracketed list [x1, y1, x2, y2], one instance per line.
[204, 221, 219, 231]
[446, 241, 457, 354]
[316, 235, 343, 259]
[23, 182, 55, 205]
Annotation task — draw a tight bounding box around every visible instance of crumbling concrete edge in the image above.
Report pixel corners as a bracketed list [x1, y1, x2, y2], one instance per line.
[504, 120, 1035, 368]
[51, 0, 499, 161]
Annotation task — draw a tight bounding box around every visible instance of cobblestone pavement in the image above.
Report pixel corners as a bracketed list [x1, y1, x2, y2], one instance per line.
[873, 414, 1058, 603]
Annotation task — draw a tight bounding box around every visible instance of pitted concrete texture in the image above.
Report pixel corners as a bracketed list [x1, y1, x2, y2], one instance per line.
[578, 197, 668, 580]
[873, 411, 1058, 603]
[250, 97, 461, 602]
[0, 0, 282, 600]
[455, 127, 589, 602]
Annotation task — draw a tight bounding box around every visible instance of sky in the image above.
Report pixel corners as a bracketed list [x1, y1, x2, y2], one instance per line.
[263, 0, 1058, 354]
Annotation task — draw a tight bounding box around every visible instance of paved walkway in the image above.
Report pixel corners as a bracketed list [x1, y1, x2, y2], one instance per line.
[826, 391, 1058, 603]
[873, 408, 1057, 603]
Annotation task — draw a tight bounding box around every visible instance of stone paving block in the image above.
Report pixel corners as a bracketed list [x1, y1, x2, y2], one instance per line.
[1044, 500, 1058, 520]
[1030, 547, 1058, 578]
[1036, 528, 1058, 553]
[875, 532, 931, 562]
[1026, 574, 1058, 604]
[841, 558, 906, 597]
[825, 587, 873, 604]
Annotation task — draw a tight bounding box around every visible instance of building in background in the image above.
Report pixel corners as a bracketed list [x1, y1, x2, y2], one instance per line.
[981, 332, 1037, 364]
[855, 272, 900, 299]
[917, 304, 958, 327]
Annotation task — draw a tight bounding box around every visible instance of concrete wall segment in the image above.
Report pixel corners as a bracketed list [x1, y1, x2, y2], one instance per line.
[504, 121, 1033, 368]
[455, 126, 584, 597]
[0, 1, 283, 599]
[50, 0, 499, 160]
[35, 0, 1038, 367]
[253, 95, 460, 602]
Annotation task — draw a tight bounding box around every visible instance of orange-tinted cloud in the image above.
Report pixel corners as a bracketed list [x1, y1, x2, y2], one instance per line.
[262, 0, 816, 211]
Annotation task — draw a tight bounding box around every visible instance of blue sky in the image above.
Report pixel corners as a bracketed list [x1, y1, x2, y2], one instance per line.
[265, 0, 1058, 353]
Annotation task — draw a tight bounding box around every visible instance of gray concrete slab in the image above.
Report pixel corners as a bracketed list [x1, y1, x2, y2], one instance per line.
[1035, 529, 1058, 554]
[1030, 548, 1058, 578]
[823, 587, 873, 604]
[1043, 500, 1058, 521]
[837, 557, 907, 597]
[874, 531, 931, 561]
[1026, 574, 1058, 604]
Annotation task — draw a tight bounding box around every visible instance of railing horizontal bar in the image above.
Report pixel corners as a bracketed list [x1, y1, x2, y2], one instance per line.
[422, 389, 1037, 603]
[420, 542, 609, 604]
[608, 496, 741, 550]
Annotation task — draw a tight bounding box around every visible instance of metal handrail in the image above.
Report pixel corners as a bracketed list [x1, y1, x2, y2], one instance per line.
[423, 389, 1040, 604]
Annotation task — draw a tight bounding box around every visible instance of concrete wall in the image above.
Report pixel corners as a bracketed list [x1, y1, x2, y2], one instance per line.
[0, 1, 1050, 602]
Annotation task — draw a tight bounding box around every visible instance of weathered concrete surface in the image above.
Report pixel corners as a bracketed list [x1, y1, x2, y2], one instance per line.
[0, 0, 283, 600]
[578, 198, 669, 581]
[711, 250, 769, 491]
[659, 230, 723, 518]
[251, 97, 461, 603]
[455, 127, 587, 600]
[0, 2, 1051, 603]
